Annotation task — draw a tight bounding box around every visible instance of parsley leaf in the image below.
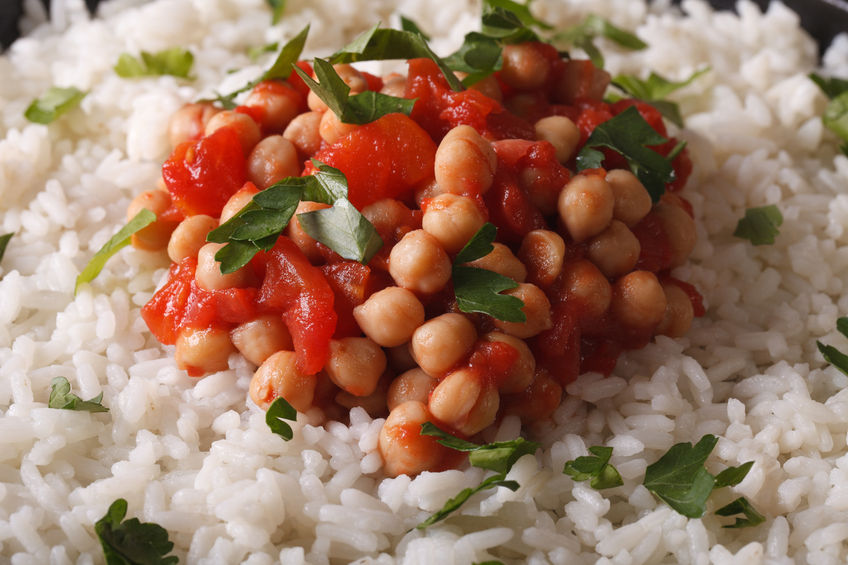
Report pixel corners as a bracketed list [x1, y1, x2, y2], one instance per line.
[248, 42, 279, 62]
[329, 24, 464, 92]
[400, 15, 430, 40]
[810, 73, 848, 154]
[75, 209, 156, 295]
[810, 73, 848, 100]
[267, 0, 285, 24]
[0, 232, 13, 265]
[24, 86, 86, 124]
[482, 0, 552, 31]
[715, 497, 766, 529]
[452, 223, 525, 323]
[293, 58, 415, 124]
[479, 6, 540, 44]
[416, 473, 519, 529]
[554, 14, 646, 68]
[265, 397, 297, 440]
[443, 32, 503, 86]
[576, 105, 675, 202]
[643, 435, 718, 518]
[733, 205, 783, 246]
[817, 317, 848, 376]
[48, 377, 108, 413]
[421, 421, 540, 474]
[296, 199, 383, 263]
[612, 68, 710, 128]
[714, 461, 754, 488]
[95, 498, 178, 565]
[563, 445, 623, 490]
[114, 48, 194, 79]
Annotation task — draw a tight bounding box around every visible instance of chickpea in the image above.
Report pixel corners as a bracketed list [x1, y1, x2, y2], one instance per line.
[127, 190, 176, 251]
[195, 242, 251, 290]
[656, 282, 695, 338]
[230, 314, 294, 366]
[558, 174, 615, 242]
[518, 229, 566, 288]
[483, 331, 535, 394]
[319, 109, 358, 145]
[386, 368, 436, 411]
[413, 179, 445, 208]
[611, 270, 667, 330]
[493, 283, 552, 339]
[555, 60, 611, 105]
[463, 242, 527, 283]
[534, 116, 580, 163]
[410, 313, 477, 376]
[324, 337, 386, 397]
[469, 74, 503, 103]
[380, 73, 407, 98]
[167, 102, 220, 149]
[204, 110, 261, 156]
[287, 201, 331, 263]
[219, 183, 259, 224]
[388, 230, 452, 294]
[428, 368, 499, 436]
[175, 326, 235, 376]
[353, 286, 425, 347]
[586, 220, 641, 278]
[421, 193, 487, 254]
[361, 198, 419, 244]
[336, 377, 389, 418]
[379, 400, 444, 477]
[558, 259, 612, 321]
[167, 214, 218, 263]
[500, 43, 550, 91]
[249, 350, 316, 412]
[653, 199, 696, 268]
[308, 64, 367, 112]
[386, 344, 418, 373]
[606, 169, 652, 227]
[282, 111, 323, 157]
[247, 135, 300, 190]
[434, 125, 498, 197]
[244, 80, 301, 132]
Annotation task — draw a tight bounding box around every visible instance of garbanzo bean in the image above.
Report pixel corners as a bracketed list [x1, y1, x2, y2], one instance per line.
[428, 368, 499, 436]
[353, 286, 425, 347]
[195, 242, 251, 290]
[555, 60, 611, 104]
[230, 314, 293, 366]
[421, 193, 487, 254]
[219, 183, 259, 224]
[464, 242, 527, 283]
[379, 400, 444, 477]
[558, 259, 612, 321]
[606, 169, 652, 227]
[246, 135, 300, 190]
[388, 229, 452, 294]
[653, 198, 696, 267]
[318, 109, 358, 145]
[167, 214, 218, 263]
[127, 189, 176, 251]
[500, 43, 550, 91]
[502, 368, 562, 422]
[410, 313, 477, 376]
[434, 125, 498, 196]
[244, 80, 302, 132]
[282, 111, 323, 157]
[482, 331, 536, 394]
[168, 102, 220, 149]
[518, 229, 566, 288]
[386, 368, 437, 412]
[586, 219, 641, 278]
[287, 201, 331, 263]
[249, 350, 315, 412]
[204, 110, 261, 156]
[656, 282, 695, 338]
[175, 327, 235, 375]
[308, 64, 367, 112]
[380, 73, 407, 98]
[361, 198, 418, 243]
[534, 116, 580, 163]
[493, 283, 552, 339]
[558, 173, 615, 242]
[324, 337, 386, 397]
[611, 270, 667, 330]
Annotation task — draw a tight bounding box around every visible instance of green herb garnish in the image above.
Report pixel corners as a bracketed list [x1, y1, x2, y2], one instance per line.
[95, 498, 178, 565]
[24, 86, 86, 124]
[810, 72, 848, 154]
[265, 397, 297, 440]
[267, 0, 285, 24]
[563, 446, 623, 489]
[114, 48, 194, 79]
[48, 377, 108, 413]
[554, 14, 646, 68]
[207, 162, 382, 272]
[293, 58, 415, 124]
[416, 422, 537, 529]
[715, 497, 766, 529]
[576, 105, 677, 202]
[0, 232, 13, 265]
[817, 317, 848, 376]
[75, 209, 156, 295]
[399, 15, 430, 40]
[248, 42, 279, 61]
[612, 68, 709, 127]
[452, 223, 526, 323]
[733, 205, 783, 246]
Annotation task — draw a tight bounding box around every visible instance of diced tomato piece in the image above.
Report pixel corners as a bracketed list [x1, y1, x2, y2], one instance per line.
[310, 113, 437, 209]
[493, 139, 570, 215]
[579, 338, 621, 375]
[631, 211, 674, 273]
[467, 340, 520, 389]
[530, 303, 581, 386]
[321, 261, 390, 338]
[484, 168, 547, 244]
[288, 61, 314, 99]
[360, 71, 384, 92]
[664, 277, 706, 317]
[162, 127, 247, 217]
[142, 259, 196, 345]
[257, 237, 337, 374]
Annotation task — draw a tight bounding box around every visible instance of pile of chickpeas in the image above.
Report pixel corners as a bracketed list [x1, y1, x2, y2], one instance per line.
[129, 43, 697, 477]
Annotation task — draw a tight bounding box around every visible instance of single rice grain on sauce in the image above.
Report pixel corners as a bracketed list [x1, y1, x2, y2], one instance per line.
[2, 0, 848, 563]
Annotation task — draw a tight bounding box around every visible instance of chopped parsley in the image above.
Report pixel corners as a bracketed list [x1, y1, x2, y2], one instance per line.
[715, 496, 766, 529]
[563, 445, 623, 490]
[266, 0, 286, 24]
[24, 86, 86, 124]
[612, 68, 710, 127]
[48, 377, 108, 413]
[114, 48, 195, 79]
[266, 397, 297, 440]
[817, 317, 848, 376]
[0, 232, 12, 265]
[810, 72, 848, 154]
[452, 223, 526, 323]
[733, 205, 783, 245]
[554, 14, 646, 68]
[75, 209, 156, 295]
[96, 499, 178, 564]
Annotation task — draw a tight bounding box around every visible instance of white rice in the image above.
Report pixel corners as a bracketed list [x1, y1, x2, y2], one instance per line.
[2, 0, 848, 562]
